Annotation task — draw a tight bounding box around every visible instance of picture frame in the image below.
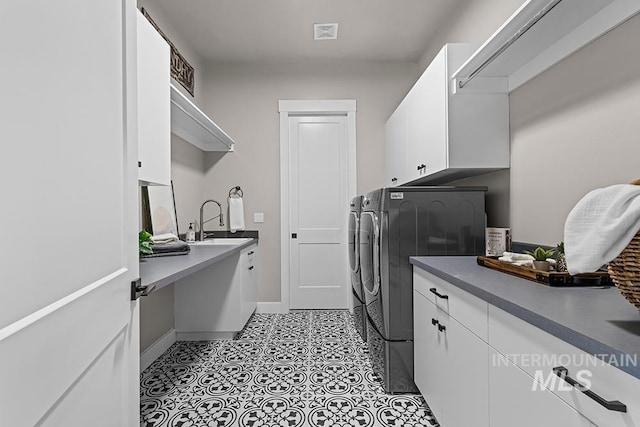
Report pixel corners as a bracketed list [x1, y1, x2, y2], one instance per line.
[141, 182, 180, 237]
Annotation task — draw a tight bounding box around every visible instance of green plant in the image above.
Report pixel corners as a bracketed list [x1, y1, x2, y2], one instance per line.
[556, 241, 565, 257]
[524, 246, 555, 261]
[139, 230, 154, 255]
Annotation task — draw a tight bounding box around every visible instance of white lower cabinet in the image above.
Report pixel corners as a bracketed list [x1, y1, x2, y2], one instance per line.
[413, 276, 489, 427]
[241, 246, 258, 325]
[413, 267, 639, 427]
[489, 350, 595, 427]
[175, 244, 258, 339]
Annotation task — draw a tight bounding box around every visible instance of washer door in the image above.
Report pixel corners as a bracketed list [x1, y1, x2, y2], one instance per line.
[359, 211, 380, 302]
[348, 212, 359, 274]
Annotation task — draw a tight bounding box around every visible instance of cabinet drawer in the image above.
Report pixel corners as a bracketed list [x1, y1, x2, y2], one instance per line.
[489, 305, 640, 426]
[413, 268, 488, 341]
[242, 244, 258, 264]
[490, 350, 595, 427]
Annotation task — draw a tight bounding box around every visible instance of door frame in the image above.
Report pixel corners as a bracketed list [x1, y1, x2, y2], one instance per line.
[279, 100, 357, 313]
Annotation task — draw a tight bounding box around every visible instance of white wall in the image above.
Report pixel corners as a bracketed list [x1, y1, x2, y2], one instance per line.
[418, 0, 525, 73]
[422, 0, 640, 246]
[197, 60, 417, 302]
[509, 13, 640, 245]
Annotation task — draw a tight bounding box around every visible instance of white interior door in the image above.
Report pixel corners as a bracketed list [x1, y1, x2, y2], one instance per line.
[0, 1, 140, 425]
[289, 115, 349, 309]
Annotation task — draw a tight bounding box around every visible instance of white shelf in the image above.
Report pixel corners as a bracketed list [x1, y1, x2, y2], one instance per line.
[170, 83, 235, 151]
[452, 0, 640, 93]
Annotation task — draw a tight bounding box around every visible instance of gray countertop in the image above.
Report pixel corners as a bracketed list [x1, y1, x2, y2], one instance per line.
[140, 239, 256, 290]
[410, 256, 640, 379]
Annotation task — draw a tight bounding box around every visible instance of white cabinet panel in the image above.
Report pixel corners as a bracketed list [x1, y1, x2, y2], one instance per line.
[413, 290, 444, 421]
[490, 350, 595, 427]
[442, 312, 489, 427]
[175, 243, 258, 338]
[384, 100, 409, 187]
[137, 11, 170, 186]
[406, 50, 447, 182]
[241, 246, 258, 323]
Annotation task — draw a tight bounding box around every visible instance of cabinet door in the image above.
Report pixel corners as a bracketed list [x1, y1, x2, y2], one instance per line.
[241, 246, 258, 325]
[385, 100, 408, 186]
[174, 253, 243, 335]
[489, 350, 595, 427]
[441, 313, 489, 427]
[407, 48, 447, 181]
[413, 290, 443, 422]
[137, 12, 170, 186]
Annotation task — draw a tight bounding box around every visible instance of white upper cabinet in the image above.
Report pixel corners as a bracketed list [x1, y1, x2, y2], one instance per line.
[406, 50, 447, 182]
[137, 11, 170, 186]
[137, 12, 234, 180]
[384, 99, 409, 186]
[384, 43, 509, 186]
[452, 0, 640, 93]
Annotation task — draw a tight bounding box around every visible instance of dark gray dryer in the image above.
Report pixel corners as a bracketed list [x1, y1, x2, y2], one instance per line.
[348, 195, 366, 342]
[359, 186, 486, 393]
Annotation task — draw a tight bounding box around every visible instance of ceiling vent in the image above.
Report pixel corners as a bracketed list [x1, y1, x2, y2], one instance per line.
[314, 23, 339, 40]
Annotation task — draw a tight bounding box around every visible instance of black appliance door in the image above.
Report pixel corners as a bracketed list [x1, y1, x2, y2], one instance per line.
[349, 211, 365, 302]
[359, 212, 375, 299]
[360, 211, 383, 334]
[348, 212, 359, 274]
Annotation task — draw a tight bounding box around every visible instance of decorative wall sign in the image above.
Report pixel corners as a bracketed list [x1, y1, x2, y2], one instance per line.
[141, 8, 195, 96]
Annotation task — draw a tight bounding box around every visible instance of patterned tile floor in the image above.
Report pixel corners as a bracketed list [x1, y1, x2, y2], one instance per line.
[140, 310, 440, 427]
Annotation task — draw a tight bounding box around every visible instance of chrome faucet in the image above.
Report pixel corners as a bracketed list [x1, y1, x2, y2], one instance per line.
[199, 199, 224, 241]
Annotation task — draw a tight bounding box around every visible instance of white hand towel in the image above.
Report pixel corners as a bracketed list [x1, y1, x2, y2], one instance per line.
[229, 197, 245, 233]
[564, 184, 640, 274]
[152, 233, 179, 244]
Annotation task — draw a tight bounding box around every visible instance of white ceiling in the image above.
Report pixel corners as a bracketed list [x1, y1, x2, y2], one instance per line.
[146, 0, 462, 64]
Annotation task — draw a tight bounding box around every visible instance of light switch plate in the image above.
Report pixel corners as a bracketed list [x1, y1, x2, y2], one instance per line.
[254, 212, 264, 223]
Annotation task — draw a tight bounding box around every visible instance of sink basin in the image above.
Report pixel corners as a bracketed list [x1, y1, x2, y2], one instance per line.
[189, 237, 253, 246]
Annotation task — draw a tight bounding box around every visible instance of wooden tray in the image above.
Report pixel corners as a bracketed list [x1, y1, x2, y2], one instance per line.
[477, 256, 612, 287]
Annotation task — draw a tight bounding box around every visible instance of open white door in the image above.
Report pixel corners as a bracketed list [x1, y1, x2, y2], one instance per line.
[0, 1, 140, 425]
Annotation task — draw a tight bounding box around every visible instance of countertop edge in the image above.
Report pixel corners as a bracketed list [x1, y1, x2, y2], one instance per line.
[410, 257, 640, 380]
[141, 239, 257, 290]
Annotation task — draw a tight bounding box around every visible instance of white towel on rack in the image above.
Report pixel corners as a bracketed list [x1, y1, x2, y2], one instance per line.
[229, 196, 245, 233]
[564, 184, 640, 274]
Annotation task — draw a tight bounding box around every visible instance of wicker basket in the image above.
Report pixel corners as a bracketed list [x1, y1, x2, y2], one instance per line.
[608, 232, 640, 309]
[607, 178, 640, 309]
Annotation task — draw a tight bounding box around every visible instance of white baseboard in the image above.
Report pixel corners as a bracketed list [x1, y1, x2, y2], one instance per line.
[140, 329, 176, 371]
[256, 302, 283, 313]
[176, 331, 236, 340]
